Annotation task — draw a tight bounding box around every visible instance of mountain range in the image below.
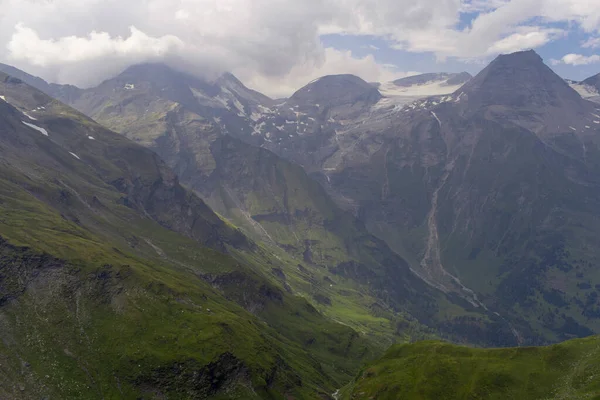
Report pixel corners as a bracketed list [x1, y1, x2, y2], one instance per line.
[1, 49, 600, 399]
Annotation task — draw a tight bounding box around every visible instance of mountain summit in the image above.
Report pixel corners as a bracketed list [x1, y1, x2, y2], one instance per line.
[288, 74, 382, 118]
[582, 72, 600, 89]
[458, 50, 584, 109]
[579, 72, 600, 103]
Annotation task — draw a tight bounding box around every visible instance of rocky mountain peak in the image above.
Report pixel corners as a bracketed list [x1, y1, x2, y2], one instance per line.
[215, 71, 273, 106]
[582, 72, 600, 90]
[457, 50, 584, 109]
[289, 74, 382, 109]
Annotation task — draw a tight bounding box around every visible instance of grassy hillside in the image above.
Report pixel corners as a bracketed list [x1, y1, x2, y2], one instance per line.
[0, 73, 375, 398]
[343, 336, 600, 400]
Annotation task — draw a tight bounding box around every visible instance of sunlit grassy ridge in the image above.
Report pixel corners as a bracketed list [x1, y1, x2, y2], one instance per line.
[343, 336, 600, 400]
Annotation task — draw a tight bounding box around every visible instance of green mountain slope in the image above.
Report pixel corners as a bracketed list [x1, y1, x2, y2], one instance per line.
[0, 73, 375, 399]
[343, 335, 600, 400]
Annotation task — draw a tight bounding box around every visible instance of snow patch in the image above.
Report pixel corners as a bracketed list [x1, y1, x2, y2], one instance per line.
[569, 126, 577, 131]
[252, 122, 266, 135]
[69, 152, 81, 160]
[88, 136, 95, 140]
[570, 83, 599, 98]
[431, 111, 442, 127]
[192, 88, 228, 109]
[22, 121, 48, 136]
[221, 88, 246, 117]
[0, 95, 5, 102]
[124, 83, 135, 90]
[22, 112, 37, 121]
[376, 79, 464, 108]
[257, 105, 273, 114]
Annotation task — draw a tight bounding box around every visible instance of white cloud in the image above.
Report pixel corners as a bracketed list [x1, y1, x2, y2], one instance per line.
[0, 0, 599, 95]
[541, 0, 600, 33]
[8, 24, 183, 66]
[582, 37, 600, 49]
[0, 0, 338, 89]
[6, 24, 188, 86]
[397, 1, 570, 59]
[555, 53, 600, 65]
[324, 0, 600, 60]
[486, 28, 564, 55]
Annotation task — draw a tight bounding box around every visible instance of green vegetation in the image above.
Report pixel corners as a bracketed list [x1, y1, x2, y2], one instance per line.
[0, 78, 375, 398]
[344, 336, 600, 400]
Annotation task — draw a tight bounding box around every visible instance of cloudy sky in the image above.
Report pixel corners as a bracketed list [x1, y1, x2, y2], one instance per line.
[0, 0, 599, 97]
